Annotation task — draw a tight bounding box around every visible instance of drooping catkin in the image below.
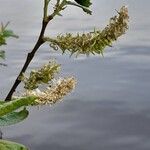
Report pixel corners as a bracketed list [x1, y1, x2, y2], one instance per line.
[46, 6, 129, 56]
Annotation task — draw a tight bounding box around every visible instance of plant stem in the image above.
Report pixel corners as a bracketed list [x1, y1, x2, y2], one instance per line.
[44, 0, 50, 21]
[5, 0, 67, 101]
[5, 2, 52, 101]
[5, 20, 49, 101]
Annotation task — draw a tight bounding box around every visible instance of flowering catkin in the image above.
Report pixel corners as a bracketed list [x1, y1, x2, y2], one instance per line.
[45, 6, 129, 56]
[24, 77, 76, 105]
[21, 61, 60, 90]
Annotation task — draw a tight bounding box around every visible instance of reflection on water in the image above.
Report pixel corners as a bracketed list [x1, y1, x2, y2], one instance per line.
[0, 0, 150, 150]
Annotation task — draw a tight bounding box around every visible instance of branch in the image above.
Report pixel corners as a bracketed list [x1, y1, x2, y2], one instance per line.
[5, 1, 52, 101]
[5, 0, 69, 101]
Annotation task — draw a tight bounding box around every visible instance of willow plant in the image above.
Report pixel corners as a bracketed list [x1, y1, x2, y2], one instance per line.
[0, 0, 129, 149]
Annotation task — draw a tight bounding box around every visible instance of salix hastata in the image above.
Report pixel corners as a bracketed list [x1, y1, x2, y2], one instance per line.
[21, 61, 61, 90]
[44, 6, 129, 56]
[25, 77, 76, 105]
[20, 61, 76, 105]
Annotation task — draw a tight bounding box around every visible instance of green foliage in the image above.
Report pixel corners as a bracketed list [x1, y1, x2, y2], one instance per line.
[0, 50, 5, 59]
[0, 22, 18, 46]
[0, 96, 36, 117]
[0, 108, 29, 126]
[0, 22, 18, 60]
[0, 140, 28, 150]
[0, 96, 37, 126]
[74, 0, 92, 7]
[66, 1, 92, 15]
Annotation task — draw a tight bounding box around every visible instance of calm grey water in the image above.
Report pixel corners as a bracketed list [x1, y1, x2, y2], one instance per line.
[0, 0, 150, 149]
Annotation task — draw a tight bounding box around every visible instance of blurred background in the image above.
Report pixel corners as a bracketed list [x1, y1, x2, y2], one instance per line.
[0, 0, 150, 149]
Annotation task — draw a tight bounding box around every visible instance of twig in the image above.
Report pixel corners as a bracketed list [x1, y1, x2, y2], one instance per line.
[5, 0, 55, 101]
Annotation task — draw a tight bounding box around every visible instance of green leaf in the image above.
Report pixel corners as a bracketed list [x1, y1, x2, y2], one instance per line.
[0, 101, 5, 105]
[0, 96, 36, 117]
[2, 30, 19, 38]
[81, 7, 92, 15]
[74, 0, 92, 7]
[0, 22, 19, 47]
[66, 1, 92, 15]
[0, 140, 28, 150]
[0, 36, 6, 46]
[0, 108, 29, 126]
[0, 50, 5, 59]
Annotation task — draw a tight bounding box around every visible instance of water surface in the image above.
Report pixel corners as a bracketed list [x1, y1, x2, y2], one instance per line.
[0, 0, 150, 150]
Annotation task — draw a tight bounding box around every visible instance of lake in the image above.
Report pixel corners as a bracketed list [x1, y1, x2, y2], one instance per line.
[0, 0, 150, 150]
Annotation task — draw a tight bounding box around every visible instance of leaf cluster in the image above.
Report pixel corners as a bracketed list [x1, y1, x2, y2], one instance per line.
[0, 50, 5, 59]
[0, 140, 28, 150]
[66, 0, 92, 15]
[74, 0, 92, 7]
[0, 22, 18, 60]
[0, 22, 18, 46]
